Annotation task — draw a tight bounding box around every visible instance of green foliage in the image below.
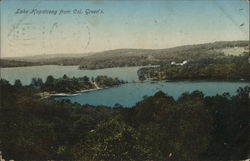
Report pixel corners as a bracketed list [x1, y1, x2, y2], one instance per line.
[31, 77, 43, 89]
[40, 75, 124, 93]
[204, 86, 250, 161]
[14, 79, 22, 88]
[0, 80, 115, 160]
[138, 56, 250, 81]
[0, 80, 249, 161]
[130, 91, 211, 161]
[73, 119, 158, 161]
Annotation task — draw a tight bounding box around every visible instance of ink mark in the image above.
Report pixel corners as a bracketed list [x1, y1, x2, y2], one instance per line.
[8, 0, 42, 37]
[50, 22, 58, 33]
[85, 25, 91, 49]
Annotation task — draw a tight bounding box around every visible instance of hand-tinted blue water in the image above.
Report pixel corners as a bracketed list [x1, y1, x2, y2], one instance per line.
[0, 65, 141, 85]
[1, 65, 248, 107]
[54, 81, 249, 107]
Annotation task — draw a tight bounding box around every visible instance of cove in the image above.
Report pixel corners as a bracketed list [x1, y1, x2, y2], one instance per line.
[54, 81, 249, 107]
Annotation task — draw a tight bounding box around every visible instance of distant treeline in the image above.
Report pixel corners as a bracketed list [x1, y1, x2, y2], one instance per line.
[0, 59, 39, 67]
[138, 56, 250, 81]
[13, 75, 125, 94]
[79, 41, 249, 70]
[0, 79, 249, 161]
[1, 41, 248, 69]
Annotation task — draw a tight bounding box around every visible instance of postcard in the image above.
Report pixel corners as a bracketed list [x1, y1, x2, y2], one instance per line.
[0, 0, 249, 160]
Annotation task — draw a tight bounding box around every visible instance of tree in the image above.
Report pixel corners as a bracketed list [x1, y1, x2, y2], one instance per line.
[62, 74, 69, 79]
[31, 78, 43, 89]
[45, 75, 55, 85]
[45, 75, 55, 91]
[73, 119, 158, 161]
[14, 79, 22, 88]
[82, 76, 89, 82]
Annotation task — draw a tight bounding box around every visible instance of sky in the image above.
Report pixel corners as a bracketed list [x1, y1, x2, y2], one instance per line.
[0, 0, 249, 57]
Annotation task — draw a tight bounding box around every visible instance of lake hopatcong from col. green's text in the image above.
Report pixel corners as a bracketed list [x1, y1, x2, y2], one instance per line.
[1, 65, 249, 107]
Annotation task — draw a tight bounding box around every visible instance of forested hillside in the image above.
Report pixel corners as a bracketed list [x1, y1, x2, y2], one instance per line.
[0, 79, 249, 161]
[138, 55, 250, 81]
[1, 41, 248, 69]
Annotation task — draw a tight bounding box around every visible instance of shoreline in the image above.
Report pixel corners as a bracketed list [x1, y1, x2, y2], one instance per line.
[140, 78, 250, 83]
[38, 80, 250, 99]
[38, 86, 110, 99]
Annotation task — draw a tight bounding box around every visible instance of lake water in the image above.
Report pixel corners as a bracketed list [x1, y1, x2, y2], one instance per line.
[54, 81, 249, 107]
[1, 65, 248, 107]
[0, 65, 141, 85]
